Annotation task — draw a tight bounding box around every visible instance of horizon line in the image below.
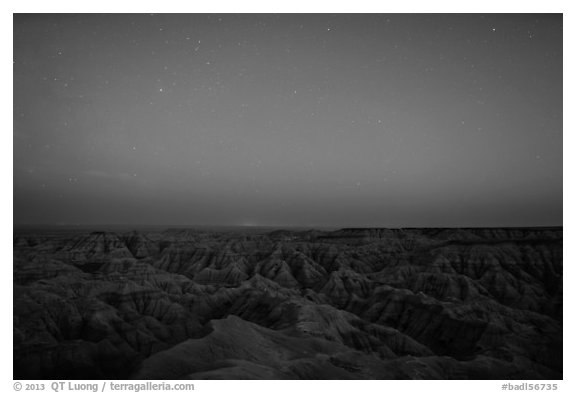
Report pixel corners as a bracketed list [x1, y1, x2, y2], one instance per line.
[12, 223, 563, 230]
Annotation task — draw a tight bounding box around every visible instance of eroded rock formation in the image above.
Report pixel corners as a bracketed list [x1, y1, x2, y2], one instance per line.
[13, 227, 562, 379]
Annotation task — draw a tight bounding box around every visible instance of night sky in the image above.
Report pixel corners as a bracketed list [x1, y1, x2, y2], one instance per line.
[13, 14, 562, 227]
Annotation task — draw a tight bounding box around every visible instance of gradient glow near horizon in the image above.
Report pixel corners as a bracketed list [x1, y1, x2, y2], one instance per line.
[14, 14, 562, 227]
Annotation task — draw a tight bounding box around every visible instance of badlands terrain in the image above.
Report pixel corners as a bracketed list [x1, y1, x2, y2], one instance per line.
[13, 226, 562, 379]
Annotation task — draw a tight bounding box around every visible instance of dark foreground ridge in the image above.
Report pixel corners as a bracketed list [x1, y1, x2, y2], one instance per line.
[13, 227, 562, 379]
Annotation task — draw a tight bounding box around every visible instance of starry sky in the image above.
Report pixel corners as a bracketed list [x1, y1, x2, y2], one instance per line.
[13, 13, 562, 228]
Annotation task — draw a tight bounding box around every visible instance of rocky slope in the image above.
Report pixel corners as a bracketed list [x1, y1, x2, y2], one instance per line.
[13, 227, 562, 379]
